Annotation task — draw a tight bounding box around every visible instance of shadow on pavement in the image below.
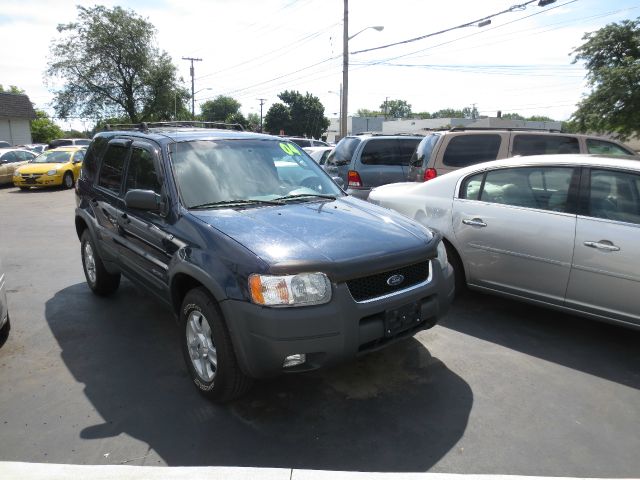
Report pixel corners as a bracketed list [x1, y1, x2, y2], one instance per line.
[441, 290, 640, 390]
[45, 282, 473, 470]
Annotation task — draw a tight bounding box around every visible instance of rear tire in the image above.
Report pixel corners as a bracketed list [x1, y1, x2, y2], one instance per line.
[180, 287, 252, 403]
[80, 230, 120, 296]
[19, 187, 29, 191]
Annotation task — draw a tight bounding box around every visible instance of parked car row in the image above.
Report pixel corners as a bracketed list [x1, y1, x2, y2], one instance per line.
[325, 129, 635, 200]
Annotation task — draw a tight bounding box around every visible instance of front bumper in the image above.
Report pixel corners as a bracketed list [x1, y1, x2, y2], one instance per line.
[14, 174, 63, 188]
[221, 260, 454, 378]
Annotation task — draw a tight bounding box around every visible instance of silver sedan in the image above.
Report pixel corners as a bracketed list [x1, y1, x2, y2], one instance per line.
[369, 154, 640, 329]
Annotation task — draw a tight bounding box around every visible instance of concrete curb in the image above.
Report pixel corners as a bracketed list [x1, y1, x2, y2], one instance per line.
[1, 463, 638, 480]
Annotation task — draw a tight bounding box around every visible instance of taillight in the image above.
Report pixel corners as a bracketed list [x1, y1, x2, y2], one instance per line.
[423, 168, 437, 182]
[348, 170, 363, 187]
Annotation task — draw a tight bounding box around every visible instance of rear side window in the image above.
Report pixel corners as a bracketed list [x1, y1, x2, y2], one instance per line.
[361, 139, 400, 165]
[82, 136, 109, 182]
[586, 139, 633, 156]
[410, 134, 440, 167]
[443, 134, 501, 167]
[589, 169, 640, 224]
[512, 135, 579, 156]
[97, 144, 129, 194]
[326, 137, 360, 166]
[461, 172, 484, 200]
[397, 138, 421, 165]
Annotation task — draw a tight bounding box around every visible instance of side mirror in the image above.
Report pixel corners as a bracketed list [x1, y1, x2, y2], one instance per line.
[124, 189, 161, 212]
[332, 176, 345, 188]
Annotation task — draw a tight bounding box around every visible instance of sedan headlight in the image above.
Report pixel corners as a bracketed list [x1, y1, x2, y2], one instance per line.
[47, 169, 57, 176]
[13, 170, 22, 177]
[436, 240, 449, 271]
[249, 272, 331, 307]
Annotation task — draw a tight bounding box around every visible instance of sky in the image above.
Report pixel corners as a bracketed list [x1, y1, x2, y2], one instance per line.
[1, 0, 639, 131]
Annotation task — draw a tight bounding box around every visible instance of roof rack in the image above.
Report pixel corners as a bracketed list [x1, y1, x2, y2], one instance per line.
[354, 132, 424, 137]
[104, 121, 244, 132]
[448, 126, 562, 133]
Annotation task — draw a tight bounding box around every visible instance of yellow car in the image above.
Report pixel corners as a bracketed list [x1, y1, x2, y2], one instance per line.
[13, 146, 86, 190]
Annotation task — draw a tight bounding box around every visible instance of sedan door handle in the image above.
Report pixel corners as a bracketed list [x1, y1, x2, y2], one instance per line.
[583, 241, 620, 252]
[462, 218, 487, 227]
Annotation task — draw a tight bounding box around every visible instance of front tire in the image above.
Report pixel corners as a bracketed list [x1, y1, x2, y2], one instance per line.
[63, 171, 74, 189]
[180, 288, 252, 403]
[445, 241, 466, 297]
[80, 230, 120, 296]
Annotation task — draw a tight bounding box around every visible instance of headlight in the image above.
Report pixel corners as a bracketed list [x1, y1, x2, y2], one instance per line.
[436, 240, 449, 271]
[249, 272, 331, 307]
[13, 170, 21, 177]
[47, 169, 57, 176]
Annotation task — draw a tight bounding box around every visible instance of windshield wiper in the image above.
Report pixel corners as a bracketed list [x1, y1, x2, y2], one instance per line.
[273, 193, 337, 202]
[189, 199, 283, 209]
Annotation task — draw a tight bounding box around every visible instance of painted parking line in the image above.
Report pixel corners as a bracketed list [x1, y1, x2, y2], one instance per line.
[0, 463, 637, 480]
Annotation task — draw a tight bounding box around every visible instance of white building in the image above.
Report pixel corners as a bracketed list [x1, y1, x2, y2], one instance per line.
[0, 92, 36, 145]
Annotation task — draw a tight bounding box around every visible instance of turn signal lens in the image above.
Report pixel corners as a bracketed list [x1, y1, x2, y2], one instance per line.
[423, 168, 437, 182]
[347, 170, 363, 187]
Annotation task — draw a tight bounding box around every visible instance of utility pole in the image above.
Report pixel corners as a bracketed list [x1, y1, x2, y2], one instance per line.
[182, 57, 202, 118]
[258, 98, 266, 132]
[341, 0, 348, 138]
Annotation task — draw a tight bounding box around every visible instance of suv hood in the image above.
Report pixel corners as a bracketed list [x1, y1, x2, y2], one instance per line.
[190, 197, 437, 281]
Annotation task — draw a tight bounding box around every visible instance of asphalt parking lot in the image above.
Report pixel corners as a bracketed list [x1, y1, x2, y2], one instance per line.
[0, 185, 638, 477]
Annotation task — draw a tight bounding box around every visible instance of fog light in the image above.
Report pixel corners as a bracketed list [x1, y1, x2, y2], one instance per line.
[283, 353, 306, 368]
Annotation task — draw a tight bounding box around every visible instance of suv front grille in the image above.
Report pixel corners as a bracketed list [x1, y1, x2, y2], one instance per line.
[347, 261, 430, 302]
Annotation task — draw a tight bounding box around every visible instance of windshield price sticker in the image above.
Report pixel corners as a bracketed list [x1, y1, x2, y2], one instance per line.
[279, 143, 300, 156]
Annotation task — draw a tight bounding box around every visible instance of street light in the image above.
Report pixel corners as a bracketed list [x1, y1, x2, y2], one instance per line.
[342, 1, 383, 138]
[192, 87, 213, 118]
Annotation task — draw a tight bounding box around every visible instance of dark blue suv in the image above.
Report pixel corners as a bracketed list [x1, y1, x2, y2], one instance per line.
[75, 123, 454, 402]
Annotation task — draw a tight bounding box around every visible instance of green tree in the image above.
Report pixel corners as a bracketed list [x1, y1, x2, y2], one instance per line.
[200, 96, 241, 122]
[264, 90, 329, 138]
[246, 112, 261, 132]
[526, 115, 555, 122]
[356, 108, 381, 117]
[225, 111, 248, 129]
[30, 110, 64, 143]
[570, 18, 640, 139]
[0, 85, 25, 94]
[433, 108, 465, 118]
[501, 112, 526, 120]
[47, 5, 185, 123]
[380, 99, 412, 118]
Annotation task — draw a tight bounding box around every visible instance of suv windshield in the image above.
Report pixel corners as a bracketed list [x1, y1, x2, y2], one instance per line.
[170, 139, 343, 209]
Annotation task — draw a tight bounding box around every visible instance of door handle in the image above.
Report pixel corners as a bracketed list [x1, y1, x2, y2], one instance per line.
[462, 218, 487, 227]
[583, 241, 620, 252]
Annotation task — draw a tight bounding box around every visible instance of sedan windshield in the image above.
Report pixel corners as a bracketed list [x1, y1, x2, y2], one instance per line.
[32, 151, 72, 164]
[170, 139, 344, 209]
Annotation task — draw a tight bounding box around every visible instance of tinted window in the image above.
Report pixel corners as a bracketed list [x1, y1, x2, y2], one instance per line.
[589, 169, 640, 224]
[479, 167, 574, 211]
[443, 134, 501, 167]
[586, 139, 633, 156]
[512, 135, 579, 156]
[16, 151, 35, 161]
[289, 138, 312, 148]
[73, 150, 85, 162]
[97, 144, 128, 194]
[361, 139, 400, 165]
[326, 137, 360, 166]
[398, 138, 421, 163]
[82, 137, 109, 182]
[125, 148, 161, 194]
[410, 134, 440, 167]
[74, 139, 91, 146]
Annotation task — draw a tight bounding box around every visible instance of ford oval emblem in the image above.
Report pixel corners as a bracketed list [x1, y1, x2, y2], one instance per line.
[386, 274, 404, 287]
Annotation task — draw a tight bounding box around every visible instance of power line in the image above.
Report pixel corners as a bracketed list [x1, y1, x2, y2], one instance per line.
[351, 0, 554, 56]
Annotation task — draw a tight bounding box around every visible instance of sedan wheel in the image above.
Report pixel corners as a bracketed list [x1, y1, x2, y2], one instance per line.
[63, 172, 74, 189]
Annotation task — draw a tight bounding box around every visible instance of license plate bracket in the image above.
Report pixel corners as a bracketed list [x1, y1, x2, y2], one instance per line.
[384, 302, 422, 337]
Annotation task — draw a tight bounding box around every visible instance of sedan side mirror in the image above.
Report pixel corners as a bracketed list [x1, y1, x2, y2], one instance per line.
[124, 189, 161, 212]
